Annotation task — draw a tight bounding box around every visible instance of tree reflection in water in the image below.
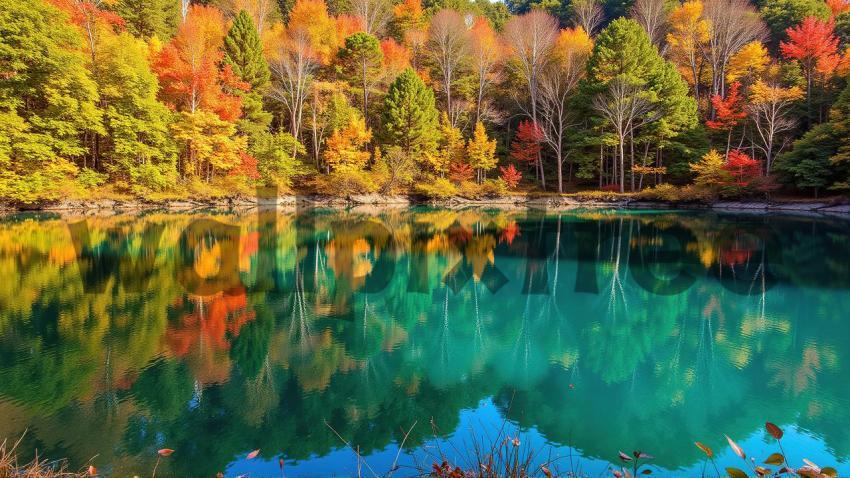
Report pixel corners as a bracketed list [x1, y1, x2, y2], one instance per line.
[0, 209, 849, 475]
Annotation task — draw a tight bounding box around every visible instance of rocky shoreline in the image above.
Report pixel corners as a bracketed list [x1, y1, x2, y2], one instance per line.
[5, 194, 850, 215]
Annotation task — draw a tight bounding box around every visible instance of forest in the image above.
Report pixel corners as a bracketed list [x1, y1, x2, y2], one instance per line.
[4, 0, 850, 203]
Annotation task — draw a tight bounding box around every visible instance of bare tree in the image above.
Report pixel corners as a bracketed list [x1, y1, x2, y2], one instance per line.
[703, 0, 767, 101]
[748, 84, 800, 175]
[427, 9, 470, 124]
[631, 0, 669, 49]
[469, 18, 503, 125]
[592, 77, 661, 192]
[539, 43, 587, 193]
[503, 10, 558, 188]
[571, 0, 604, 35]
[270, 28, 319, 144]
[181, 0, 191, 23]
[215, 0, 277, 34]
[351, 0, 392, 36]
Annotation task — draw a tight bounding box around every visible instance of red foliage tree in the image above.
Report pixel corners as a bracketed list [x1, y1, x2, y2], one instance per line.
[154, 5, 246, 122]
[706, 82, 748, 155]
[723, 150, 761, 188]
[780, 17, 840, 109]
[233, 152, 260, 180]
[499, 164, 522, 189]
[449, 161, 474, 183]
[510, 120, 544, 165]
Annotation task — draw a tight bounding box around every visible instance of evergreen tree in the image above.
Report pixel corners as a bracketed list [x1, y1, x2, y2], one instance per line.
[776, 82, 850, 195]
[223, 10, 272, 138]
[338, 32, 383, 122]
[381, 68, 439, 158]
[112, 0, 180, 39]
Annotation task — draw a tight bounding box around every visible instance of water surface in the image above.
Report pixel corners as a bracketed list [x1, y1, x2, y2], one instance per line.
[1, 207, 849, 476]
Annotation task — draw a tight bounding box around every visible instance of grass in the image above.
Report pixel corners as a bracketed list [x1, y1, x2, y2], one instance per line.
[0, 435, 87, 478]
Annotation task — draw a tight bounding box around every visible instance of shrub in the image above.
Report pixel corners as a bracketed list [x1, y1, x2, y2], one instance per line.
[416, 177, 458, 199]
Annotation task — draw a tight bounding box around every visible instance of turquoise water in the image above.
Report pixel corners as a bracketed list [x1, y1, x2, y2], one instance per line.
[0, 208, 848, 476]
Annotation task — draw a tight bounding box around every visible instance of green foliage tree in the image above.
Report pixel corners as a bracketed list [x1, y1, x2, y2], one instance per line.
[338, 32, 383, 122]
[0, 0, 103, 203]
[776, 82, 850, 194]
[223, 10, 273, 138]
[381, 68, 439, 159]
[761, 0, 831, 42]
[112, 0, 180, 39]
[98, 31, 178, 192]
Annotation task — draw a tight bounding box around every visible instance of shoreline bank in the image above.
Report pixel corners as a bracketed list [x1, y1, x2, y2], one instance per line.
[4, 193, 850, 215]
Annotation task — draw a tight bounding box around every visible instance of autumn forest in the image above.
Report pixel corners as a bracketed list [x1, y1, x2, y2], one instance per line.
[4, 0, 850, 203]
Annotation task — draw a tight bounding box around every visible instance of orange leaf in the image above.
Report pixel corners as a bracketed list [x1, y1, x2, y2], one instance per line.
[88, 465, 97, 476]
[695, 442, 714, 458]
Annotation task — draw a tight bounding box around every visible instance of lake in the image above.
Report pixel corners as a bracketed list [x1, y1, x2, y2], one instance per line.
[1, 207, 849, 477]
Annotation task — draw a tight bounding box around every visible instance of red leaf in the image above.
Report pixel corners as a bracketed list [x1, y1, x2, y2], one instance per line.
[246, 449, 260, 459]
[158, 448, 175, 457]
[766, 422, 784, 440]
[725, 435, 746, 460]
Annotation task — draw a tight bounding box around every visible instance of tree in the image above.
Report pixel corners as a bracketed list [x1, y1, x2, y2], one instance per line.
[748, 80, 804, 174]
[155, 5, 244, 122]
[252, 131, 305, 186]
[510, 120, 544, 167]
[427, 9, 469, 122]
[285, 0, 338, 64]
[434, 112, 464, 176]
[171, 111, 247, 180]
[761, 0, 831, 41]
[690, 149, 731, 188]
[666, 1, 709, 104]
[270, 27, 319, 140]
[570, 0, 604, 35]
[726, 41, 770, 85]
[324, 116, 372, 171]
[466, 121, 498, 182]
[703, 0, 767, 103]
[723, 149, 761, 189]
[98, 31, 178, 191]
[216, 0, 280, 34]
[381, 68, 439, 158]
[706, 82, 747, 156]
[592, 77, 660, 192]
[350, 0, 391, 35]
[585, 18, 696, 192]
[780, 16, 840, 122]
[469, 17, 502, 125]
[539, 26, 592, 192]
[0, 0, 102, 202]
[112, 0, 179, 39]
[223, 10, 273, 137]
[503, 10, 558, 188]
[500, 164, 522, 188]
[631, 0, 670, 48]
[338, 32, 383, 122]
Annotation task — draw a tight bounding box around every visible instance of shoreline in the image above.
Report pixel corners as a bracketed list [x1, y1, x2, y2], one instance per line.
[4, 194, 850, 215]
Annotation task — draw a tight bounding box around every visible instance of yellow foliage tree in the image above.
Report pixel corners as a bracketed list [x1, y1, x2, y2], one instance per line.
[666, 1, 710, 104]
[727, 41, 769, 84]
[466, 121, 497, 183]
[286, 0, 338, 64]
[323, 116, 372, 171]
[690, 149, 730, 187]
[431, 112, 464, 176]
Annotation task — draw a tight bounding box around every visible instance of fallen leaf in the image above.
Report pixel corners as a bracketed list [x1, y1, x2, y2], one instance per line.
[157, 449, 174, 457]
[247, 449, 260, 460]
[764, 453, 784, 465]
[88, 465, 97, 476]
[766, 422, 784, 440]
[725, 435, 745, 460]
[726, 467, 748, 478]
[695, 442, 713, 458]
[618, 451, 632, 462]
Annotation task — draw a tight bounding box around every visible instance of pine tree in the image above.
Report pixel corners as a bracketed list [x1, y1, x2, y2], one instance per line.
[112, 0, 179, 39]
[381, 68, 439, 159]
[338, 32, 383, 122]
[223, 10, 273, 138]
